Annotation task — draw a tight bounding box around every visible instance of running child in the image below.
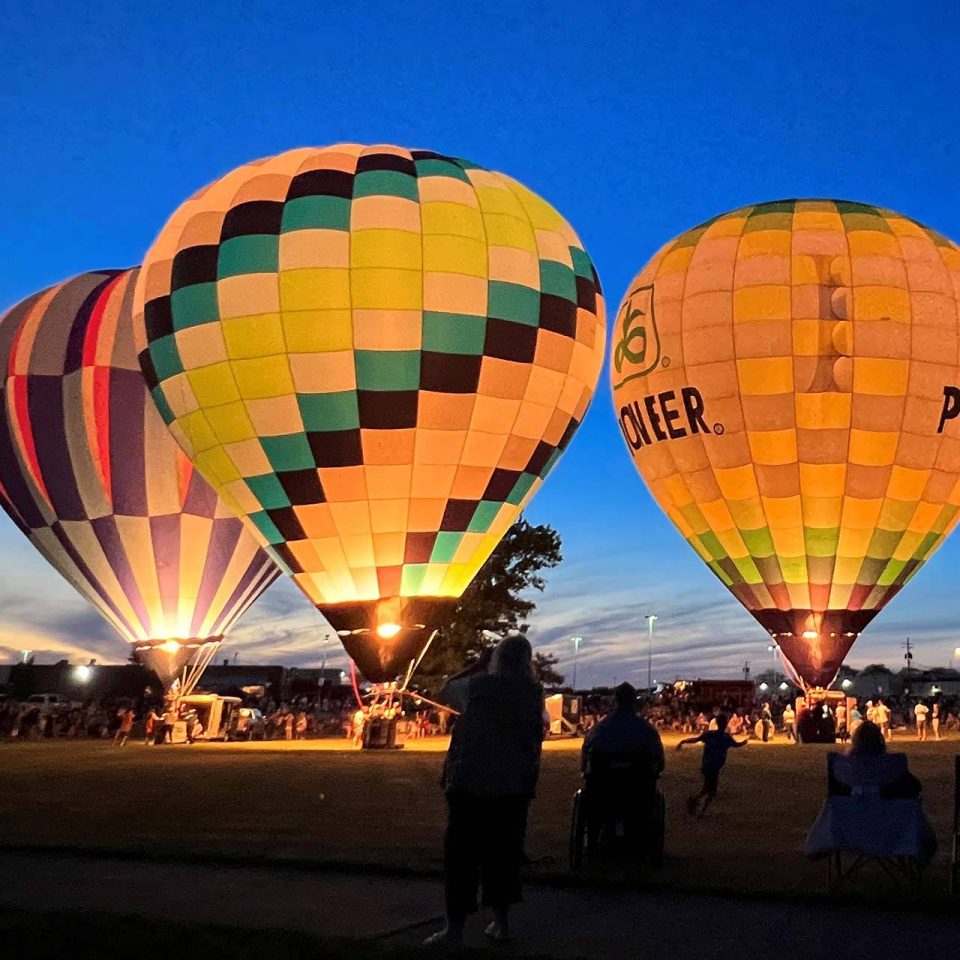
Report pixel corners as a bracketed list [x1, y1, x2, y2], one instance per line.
[676, 713, 748, 817]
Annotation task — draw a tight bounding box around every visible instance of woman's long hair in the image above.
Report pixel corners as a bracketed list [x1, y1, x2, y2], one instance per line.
[490, 635, 534, 679]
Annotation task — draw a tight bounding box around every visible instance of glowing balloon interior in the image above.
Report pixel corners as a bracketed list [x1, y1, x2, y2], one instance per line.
[134, 145, 605, 679]
[0, 270, 280, 689]
[611, 200, 960, 687]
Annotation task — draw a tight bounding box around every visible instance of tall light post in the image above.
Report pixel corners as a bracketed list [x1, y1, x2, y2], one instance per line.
[645, 615, 658, 690]
[767, 643, 778, 688]
[321, 633, 331, 671]
[571, 635, 583, 690]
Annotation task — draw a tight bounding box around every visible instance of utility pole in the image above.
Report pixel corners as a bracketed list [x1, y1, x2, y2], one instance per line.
[645, 615, 658, 690]
[903, 637, 914, 694]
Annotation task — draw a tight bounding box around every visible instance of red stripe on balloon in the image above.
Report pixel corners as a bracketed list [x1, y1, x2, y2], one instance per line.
[83, 275, 123, 505]
[9, 371, 52, 511]
[177, 452, 193, 510]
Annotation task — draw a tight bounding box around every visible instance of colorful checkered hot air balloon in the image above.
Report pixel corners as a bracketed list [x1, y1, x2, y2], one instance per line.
[133, 144, 605, 681]
[612, 199, 960, 688]
[0, 270, 280, 690]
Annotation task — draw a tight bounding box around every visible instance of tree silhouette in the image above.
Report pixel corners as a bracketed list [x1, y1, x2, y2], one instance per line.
[416, 519, 562, 689]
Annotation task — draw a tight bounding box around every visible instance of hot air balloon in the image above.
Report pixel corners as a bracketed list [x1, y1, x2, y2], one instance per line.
[612, 199, 960, 688]
[133, 144, 605, 681]
[0, 269, 280, 691]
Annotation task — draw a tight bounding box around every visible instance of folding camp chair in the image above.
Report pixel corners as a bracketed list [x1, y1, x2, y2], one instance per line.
[806, 752, 935, 892]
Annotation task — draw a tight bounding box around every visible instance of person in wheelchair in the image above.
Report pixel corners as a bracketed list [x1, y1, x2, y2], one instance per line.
[582, 682, 665, 774]
[574, 683, 665, 866]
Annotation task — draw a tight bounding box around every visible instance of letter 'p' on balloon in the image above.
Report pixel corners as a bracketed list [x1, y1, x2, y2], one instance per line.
[611, 199, 960, 688]
[134, 145, 605, 681]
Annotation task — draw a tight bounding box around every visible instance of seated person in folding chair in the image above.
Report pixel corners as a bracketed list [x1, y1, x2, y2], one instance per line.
[806, 721, 936, 886]
[828, 721, 921, 798]
[580, 683, 665, 853]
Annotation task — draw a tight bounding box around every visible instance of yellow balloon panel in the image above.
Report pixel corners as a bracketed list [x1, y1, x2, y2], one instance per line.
[611, 200, 960, 686]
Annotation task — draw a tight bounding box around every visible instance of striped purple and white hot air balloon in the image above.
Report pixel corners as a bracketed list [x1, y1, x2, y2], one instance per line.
[0, 269, 279, 690]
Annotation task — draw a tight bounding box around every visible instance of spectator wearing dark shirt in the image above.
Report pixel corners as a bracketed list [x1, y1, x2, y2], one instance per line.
[582, 682, 664, 775]
[425, 635, 544, 947]
[676, 713, 747, 817]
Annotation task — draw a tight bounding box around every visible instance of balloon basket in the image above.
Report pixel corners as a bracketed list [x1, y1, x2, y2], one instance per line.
[362, 716, 402, 750]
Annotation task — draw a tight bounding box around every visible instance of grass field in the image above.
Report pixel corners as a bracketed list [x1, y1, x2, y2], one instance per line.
[1, 732, 957, 900]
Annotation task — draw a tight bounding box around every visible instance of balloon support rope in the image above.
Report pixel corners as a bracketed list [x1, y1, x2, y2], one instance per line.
[400, 628, 439, 693]
[349, 659, 364, 709]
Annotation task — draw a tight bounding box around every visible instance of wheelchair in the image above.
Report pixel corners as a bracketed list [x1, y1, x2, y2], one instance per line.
[569, 750, 665, 871]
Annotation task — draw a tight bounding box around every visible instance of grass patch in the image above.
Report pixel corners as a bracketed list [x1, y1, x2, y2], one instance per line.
[0, 734, 956, 899]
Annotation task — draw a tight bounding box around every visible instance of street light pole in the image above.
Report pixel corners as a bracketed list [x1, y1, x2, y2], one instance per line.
[571, 635, 583, 690]
[645, 615, 658, 690]
[321, 633, 330, 672]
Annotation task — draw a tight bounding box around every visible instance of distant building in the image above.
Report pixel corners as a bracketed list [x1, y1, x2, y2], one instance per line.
[3, 661, 154, 700]
[2, 659, 351, 704]
[910, 670, 960, 698]
[198, 664, 349, 700]
[200, 664, 286, 700]
[849, 673, 895, 699]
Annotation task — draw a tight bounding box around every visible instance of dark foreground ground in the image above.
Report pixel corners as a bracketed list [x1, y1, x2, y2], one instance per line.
[2, 736, 958, 959]
[1, 849, 958, 960]
[0, 734, 957, 898]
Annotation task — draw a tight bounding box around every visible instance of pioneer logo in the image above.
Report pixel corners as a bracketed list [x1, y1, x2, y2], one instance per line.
[612, 284, 660, 389]
[619, 387, 713, 449]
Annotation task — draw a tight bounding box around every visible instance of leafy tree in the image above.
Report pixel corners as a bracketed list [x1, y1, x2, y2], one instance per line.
[860, 663, 893, 675]
[533, 651, 564, 687]
[417, 519, 562, 689]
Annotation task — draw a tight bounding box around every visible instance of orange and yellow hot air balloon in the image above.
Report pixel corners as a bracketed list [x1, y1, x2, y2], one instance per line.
[612, 199, 960, 688]
[133, 145, 605, 680]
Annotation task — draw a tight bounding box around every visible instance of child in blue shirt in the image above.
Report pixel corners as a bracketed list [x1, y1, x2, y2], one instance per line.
[676, 713, 748, 817]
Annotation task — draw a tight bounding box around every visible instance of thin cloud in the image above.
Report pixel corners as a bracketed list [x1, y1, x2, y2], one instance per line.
[2, 524, 957, 682]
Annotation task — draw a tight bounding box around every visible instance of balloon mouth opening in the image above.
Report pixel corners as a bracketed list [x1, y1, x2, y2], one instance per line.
[321, 596, 458, 682]
[133, 637, 222, 691]
[754, 608, 874, 688]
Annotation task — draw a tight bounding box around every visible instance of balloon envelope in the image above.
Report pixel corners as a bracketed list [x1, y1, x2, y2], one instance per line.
[134, 144, 605, 679]
[0, 270, 280, 686]
[611, 199, 960, 687]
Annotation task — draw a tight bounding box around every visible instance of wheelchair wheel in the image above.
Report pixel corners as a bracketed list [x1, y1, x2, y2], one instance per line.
[569, 789, 587, 871]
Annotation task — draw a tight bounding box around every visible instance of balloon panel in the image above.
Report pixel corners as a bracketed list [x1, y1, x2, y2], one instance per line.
[612, 200, 960, 686]
[0, 270, 279, 646]
[134, 145, 605, 619]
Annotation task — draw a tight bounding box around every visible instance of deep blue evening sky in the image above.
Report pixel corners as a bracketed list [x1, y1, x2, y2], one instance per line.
[2, 1, 960, 684]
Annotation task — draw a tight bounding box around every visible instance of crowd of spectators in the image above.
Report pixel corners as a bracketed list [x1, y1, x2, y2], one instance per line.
[0, 691, 451, 744]
[3, 682, 960, 744]
[578, 686, 960, 740]
[0, 698, 134, 740]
